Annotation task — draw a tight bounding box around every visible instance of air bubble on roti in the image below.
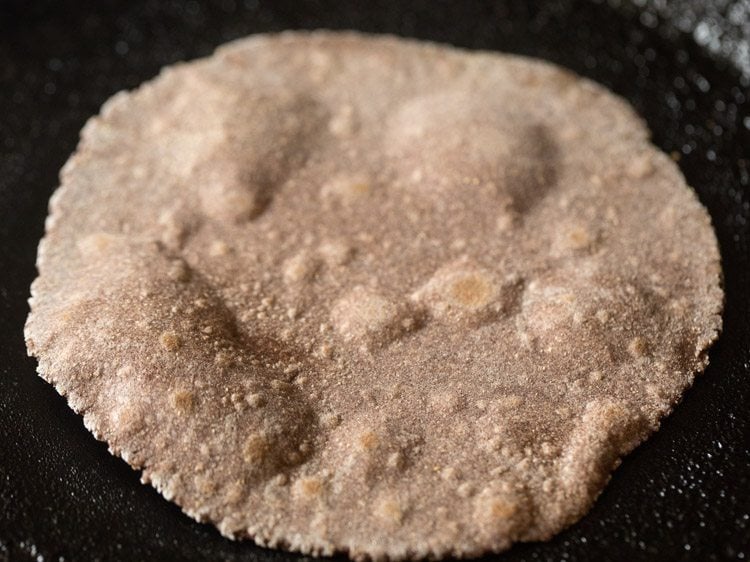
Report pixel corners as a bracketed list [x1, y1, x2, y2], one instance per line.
[386, 91, 557, 214]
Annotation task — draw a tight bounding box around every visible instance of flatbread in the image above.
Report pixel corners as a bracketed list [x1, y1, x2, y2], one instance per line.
[25, 32, 723, 560]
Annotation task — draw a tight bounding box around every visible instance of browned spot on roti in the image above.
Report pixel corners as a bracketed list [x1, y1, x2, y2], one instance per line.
[159, 331, 181, 352]
[170, 390, 195, 414]
[449, 274, 493, 308]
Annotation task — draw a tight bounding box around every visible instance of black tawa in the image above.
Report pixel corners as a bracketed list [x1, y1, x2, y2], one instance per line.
[1, 1, 749, 560]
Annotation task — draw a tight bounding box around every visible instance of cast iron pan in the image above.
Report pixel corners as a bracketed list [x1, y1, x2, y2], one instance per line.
[1, 1, 749, 560]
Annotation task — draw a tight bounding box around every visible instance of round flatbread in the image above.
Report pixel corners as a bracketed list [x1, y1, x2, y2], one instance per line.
[25, 32, 723, 560]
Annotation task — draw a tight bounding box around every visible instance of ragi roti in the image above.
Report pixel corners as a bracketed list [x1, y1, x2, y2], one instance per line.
[25, 32, 723, 560]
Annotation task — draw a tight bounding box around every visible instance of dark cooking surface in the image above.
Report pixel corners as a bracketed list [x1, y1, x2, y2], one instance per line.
[1, 1, 748, 560]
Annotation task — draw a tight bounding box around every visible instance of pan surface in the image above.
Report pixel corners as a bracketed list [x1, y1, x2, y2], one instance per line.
[1, 1, 748, 560]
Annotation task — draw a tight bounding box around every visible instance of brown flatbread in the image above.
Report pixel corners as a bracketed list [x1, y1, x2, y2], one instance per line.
[25, 32, 723, 560]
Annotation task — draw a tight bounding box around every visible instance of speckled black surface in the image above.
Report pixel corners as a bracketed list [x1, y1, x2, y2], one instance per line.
[1, 1, 749, 561]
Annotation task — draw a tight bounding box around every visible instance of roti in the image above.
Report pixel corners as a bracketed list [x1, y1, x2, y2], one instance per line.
[25, 32, 723, 559]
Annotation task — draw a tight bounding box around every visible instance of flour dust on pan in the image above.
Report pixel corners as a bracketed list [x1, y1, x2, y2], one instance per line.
[25, 32, 723, 560]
